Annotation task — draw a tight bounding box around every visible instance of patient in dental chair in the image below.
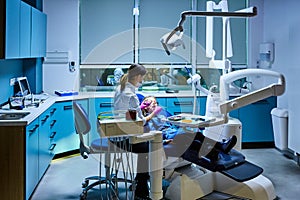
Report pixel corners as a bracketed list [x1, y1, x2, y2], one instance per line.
[140, 96, 237, 161]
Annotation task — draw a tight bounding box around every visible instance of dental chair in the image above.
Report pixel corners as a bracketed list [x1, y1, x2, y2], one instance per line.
[73, 101, 134, 200]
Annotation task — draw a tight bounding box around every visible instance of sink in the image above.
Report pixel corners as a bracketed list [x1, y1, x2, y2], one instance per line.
[0, 111, 30, 120]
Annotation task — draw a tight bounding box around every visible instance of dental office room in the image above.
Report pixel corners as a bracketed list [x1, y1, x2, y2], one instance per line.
[1, 0, 300, 199]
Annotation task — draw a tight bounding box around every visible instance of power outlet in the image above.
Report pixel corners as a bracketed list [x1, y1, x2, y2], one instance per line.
[10, 78, 16, 86]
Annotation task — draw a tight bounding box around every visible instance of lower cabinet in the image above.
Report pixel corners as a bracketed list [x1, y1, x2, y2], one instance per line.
[38, 107, 56, 179]
[53, 100, 87, 154]
[26, 105, 58, 199]
[26, 119, 39, 200]
[227, 96, 277, 143]
[238, 97, 277, 143]
[165, 97, 204, 115]
[200, 95, 276, 143]
[88, 98, 114, 143]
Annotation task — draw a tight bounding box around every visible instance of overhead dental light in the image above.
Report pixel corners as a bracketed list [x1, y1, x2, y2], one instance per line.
[160, 26, 185, 55]
[161, 1, 257, 114]
[160, 1, 257, 64]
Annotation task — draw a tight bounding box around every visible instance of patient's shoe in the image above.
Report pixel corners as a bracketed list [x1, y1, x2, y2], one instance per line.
[220, 135, 237, 153]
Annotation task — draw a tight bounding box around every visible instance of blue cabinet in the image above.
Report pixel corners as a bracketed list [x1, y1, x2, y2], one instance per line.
[156, 97, 166, 108]
[89, 98, 114, 142]
[38, 107, 56, 179]
[4, 0, 20, 58]
[26, 118, 39, 200]
[238, 97, 277, 143]
[54, 100, 87, 154]
[31, 7, 47, 57]
[26, 105, 58, 199]
[1, 0, 46, 59]
[166, 97, 198, 115]
[200, 96, 276, 143]
[20, 1, 31, 58]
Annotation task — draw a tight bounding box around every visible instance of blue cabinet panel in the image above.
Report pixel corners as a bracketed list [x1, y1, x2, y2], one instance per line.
[26, 118, 39, 199]
[20, 1, 31, 58]
[31, 7, 47, 57]
[53, 101, 85, 154]
[156, 97, 166, 108]
[166, 97, 196, 115]
[5, 0, 20, 58]
[38, 107, 54, 179]
[89, 98, 114, 142]
[239, 97, 276, 142]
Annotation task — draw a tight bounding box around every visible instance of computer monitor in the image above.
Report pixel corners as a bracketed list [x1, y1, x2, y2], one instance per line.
[13, 77, 32, 98]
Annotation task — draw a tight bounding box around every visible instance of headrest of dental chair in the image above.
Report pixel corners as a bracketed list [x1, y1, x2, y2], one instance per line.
[136, 93, 145, 104]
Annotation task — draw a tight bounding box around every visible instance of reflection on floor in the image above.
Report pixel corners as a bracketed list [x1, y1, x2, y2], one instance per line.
[31, 148, 300, 200]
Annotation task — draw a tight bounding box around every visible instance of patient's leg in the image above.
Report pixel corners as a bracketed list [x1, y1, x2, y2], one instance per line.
[194, 131, 237, 154]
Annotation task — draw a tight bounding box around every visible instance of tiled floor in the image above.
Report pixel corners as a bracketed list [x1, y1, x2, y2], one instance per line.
[31, 148, 300, 200]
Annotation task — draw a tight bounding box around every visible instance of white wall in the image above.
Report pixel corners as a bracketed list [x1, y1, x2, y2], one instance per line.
[262, 0, 300, 153]
[42, 0, 80, 93]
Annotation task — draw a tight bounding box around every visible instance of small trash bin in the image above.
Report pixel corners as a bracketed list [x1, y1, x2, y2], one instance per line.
[271, 108, 288, 150]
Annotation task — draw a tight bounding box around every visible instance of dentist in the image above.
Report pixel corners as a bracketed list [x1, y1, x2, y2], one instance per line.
[113, 63, 161, 200]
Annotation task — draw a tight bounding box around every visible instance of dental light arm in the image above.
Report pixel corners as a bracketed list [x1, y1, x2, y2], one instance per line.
[219, 69, 286, 122]
[161, 6, 257, 55]
[178, 7, 257, 28]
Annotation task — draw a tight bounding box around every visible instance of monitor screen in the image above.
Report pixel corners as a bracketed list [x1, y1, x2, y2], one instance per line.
[13, 77, 31, 97]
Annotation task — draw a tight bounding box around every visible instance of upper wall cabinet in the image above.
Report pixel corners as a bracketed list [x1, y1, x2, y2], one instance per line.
[20, 1, 31, 58]
[1, 0, 21, 59]
[80, 0, 134, 64]
[31, 7, 47, 57]
[0, 0, 46, 59]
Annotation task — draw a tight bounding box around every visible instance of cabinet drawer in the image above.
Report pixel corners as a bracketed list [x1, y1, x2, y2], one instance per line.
[167, 97, 195, 115]
[93, 98, 114, 114]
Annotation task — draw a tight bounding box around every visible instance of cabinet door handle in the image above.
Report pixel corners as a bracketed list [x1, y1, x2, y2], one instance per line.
[173, 101, 193, 106]
[50, 120, 56, 127]
[50, 131, 56, 139]
[29, 124, 39, 134]
[174, 112, 192, 115]
[50, 108, 57, 115]
[49, 143, 56, 151]
[64, 105, 73, 110]
[100, 103, 113, 108]
[41, 115, 49, 123]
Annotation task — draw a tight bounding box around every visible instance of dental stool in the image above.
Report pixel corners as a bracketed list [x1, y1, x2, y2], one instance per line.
[73, 102, 134, 200]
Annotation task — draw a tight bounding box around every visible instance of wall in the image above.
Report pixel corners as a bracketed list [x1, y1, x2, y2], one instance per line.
[0, 60, 23, 103]
[262, 0, 299, 153]
[42, 0, 79, 93]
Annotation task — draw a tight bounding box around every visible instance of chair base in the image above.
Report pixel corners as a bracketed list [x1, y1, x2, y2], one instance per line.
[80, 175, 134, 200]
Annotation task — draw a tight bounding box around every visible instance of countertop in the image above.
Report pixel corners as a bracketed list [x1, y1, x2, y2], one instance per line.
[0, 90, 243, 126]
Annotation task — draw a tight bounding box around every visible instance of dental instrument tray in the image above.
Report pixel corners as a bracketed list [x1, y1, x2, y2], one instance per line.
[167, 113, 216, 128]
